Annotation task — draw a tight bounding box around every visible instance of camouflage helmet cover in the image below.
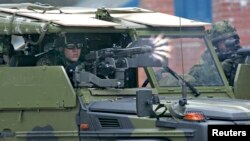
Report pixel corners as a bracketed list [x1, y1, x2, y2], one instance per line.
[207, 20, 239, 44]
[53, 33, 84, 48]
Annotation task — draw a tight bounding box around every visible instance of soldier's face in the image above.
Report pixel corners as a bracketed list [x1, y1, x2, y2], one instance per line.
[64, 47, 81, 62]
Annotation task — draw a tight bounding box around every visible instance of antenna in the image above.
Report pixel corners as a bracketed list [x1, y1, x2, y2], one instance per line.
[168, 17, 187, 118]
[179, 16, 185, 79]
[178, 16, 187, 106]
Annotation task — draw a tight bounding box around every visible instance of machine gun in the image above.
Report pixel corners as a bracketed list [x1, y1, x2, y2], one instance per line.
[85, 46, 153, 60]
[84, 46, 153, 75]
[218, 44, 250, 64]
[74, 45, 163, 88]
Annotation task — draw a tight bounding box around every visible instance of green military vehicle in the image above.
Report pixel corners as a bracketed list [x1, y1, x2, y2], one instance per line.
[0, 3, 250, 141]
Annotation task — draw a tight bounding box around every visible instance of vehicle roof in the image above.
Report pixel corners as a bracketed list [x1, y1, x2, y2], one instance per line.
[0, 3, 210, 29]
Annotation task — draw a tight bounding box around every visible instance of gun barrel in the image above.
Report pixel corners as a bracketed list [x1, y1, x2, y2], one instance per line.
[85, 46, 152, 61]
[114, 46, 152, 57]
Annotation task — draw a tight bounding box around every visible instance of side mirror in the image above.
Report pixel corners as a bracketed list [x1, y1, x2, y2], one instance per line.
[136, 89, 154, 117]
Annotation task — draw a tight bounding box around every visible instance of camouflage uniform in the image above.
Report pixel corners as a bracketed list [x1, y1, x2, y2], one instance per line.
[36, 52, 63, 66]
[0, 36, 14, 64]
[206, 20, 244, 86]
[188, 50, 223, 86]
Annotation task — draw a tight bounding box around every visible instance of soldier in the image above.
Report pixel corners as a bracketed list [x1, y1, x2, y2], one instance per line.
[206, 20, 243, 86]
[36, 33, 83, 81]
[0, 41, 7, 64]
[0, 36, 15, 65]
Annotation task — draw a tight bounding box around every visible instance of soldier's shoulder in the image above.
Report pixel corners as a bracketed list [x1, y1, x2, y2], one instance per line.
[36, 54, 61, 66]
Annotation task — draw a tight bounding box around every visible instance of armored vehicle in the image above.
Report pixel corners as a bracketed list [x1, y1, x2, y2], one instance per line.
[0, 3, 250, 141]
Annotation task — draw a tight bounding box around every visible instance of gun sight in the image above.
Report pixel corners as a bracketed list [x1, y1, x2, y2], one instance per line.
[225, 39, 240, 50]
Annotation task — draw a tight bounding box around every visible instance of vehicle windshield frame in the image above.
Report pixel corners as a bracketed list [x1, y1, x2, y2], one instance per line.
[136, 29, 231, 94]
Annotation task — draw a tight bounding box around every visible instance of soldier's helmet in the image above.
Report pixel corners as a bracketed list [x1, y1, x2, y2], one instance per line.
[207, 20, 239, 46]
[53, 33, 84, 49]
